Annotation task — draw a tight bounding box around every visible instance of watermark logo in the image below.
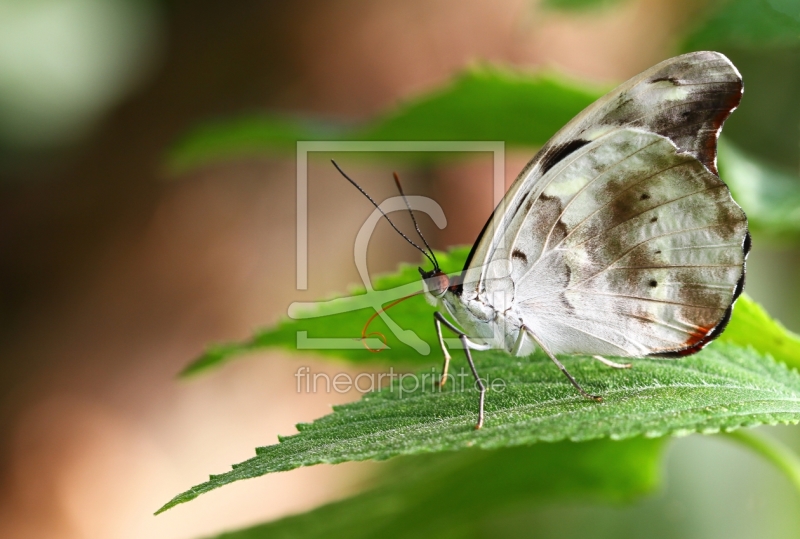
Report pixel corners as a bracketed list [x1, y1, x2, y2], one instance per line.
[290, 141, 507, 353]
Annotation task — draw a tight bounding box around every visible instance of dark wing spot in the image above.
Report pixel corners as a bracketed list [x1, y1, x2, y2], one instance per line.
[539, 139, 590, 176]
[512, 249, 528, 265]
[640, 193, 651, 200]
[648, 280, 658, 287]
[617, 93, 634, 107]
[650, 76, 680, 85]
[559, 264, 574, 314]
[650, 216, 658, 223]
[525, 198, 533, 214]
[536, 194, 569, 245]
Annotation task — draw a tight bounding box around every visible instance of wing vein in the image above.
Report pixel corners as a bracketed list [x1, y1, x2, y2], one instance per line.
[568, 222, 731, 290]
[543, 314, 688, 347]
[659, 243, 740, 252]
[565, 290, 726, 311]
[610, 264, 740, 269]
[547, 161, 687, 252]
[569, 185, 724, 251]
[533, 137, 663, 262]
[529, 319, 635, 354]
[620, 100, 735, 132]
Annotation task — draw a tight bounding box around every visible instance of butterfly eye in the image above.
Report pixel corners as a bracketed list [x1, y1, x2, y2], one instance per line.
[423, 271, 450, 298]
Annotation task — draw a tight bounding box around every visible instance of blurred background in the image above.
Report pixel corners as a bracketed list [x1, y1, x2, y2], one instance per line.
[1, 0, 800, 538]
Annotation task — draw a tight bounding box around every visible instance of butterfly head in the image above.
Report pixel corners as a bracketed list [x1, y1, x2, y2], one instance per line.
[419, 267, 450, 305]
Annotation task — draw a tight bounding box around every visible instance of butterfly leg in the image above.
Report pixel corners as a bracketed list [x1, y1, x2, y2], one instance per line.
[433, 311, 487, 429]
[592, 355, 632, 369]
[524, 327, 603, 403]
[433, 314, 453, 387]
[510, 325, 528, 356]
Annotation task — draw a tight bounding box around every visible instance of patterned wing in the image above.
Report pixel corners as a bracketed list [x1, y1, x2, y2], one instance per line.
[502, 128, 748, 357]
[461, 51, 743, 296]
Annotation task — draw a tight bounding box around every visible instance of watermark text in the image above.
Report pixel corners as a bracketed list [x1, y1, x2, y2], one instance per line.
[294, 366, 506, 397]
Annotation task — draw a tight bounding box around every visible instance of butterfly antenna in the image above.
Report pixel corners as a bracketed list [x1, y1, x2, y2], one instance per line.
[392, 171, 440, 270]
[331, 160, 437, 268]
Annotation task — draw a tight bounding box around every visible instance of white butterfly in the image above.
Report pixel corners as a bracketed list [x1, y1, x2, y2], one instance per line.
[343, 51, 750, 429]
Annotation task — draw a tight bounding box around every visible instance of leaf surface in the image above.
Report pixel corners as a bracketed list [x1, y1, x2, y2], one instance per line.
[158, 343, 800, 513]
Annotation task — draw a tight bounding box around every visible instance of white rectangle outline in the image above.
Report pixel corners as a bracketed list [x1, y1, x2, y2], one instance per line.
[297, 141, 505, 289]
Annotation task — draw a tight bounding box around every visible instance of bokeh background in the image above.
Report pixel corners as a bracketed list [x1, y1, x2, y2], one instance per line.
[2, 0, 800, 538]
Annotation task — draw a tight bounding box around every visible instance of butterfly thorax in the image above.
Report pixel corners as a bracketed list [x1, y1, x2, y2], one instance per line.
[421, 267, 533, 355]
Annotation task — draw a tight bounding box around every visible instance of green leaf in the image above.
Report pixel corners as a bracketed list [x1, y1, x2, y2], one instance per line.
[683, 0, 800, 50]
[181, 245, 800, 376]
[166, 66, 605, 174]
[718, 139, 800, 240]
[157, 343, 800, 514]
[204, 437, 665, 539]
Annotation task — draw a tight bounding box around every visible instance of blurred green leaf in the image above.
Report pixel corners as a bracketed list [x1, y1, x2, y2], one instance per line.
[179, 247, 470, 377]
[166, 66, 605, 174]
[683, 0, 800, 50]
[203, 437, 665, 539]
[158, 343, 800, 514]
[170, 60, 800, 242]
[167, 116, 346, 172]
[724, 428, 800, 494]
[181, 245, 800, 376]
[719, 139, 800, 240]
[357, 67, 603, 143]
[541, 0, 629, 11]
[722, 292, 800, 371]
[768, 0, 800, 22]
[715, 47, 800, 170]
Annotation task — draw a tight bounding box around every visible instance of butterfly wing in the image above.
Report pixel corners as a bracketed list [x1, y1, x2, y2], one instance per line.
[460, 51, 748, 357]
[506, 128, 747, 356]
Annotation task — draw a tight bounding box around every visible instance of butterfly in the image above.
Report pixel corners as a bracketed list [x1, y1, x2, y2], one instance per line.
[337, 51, 749, 429]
